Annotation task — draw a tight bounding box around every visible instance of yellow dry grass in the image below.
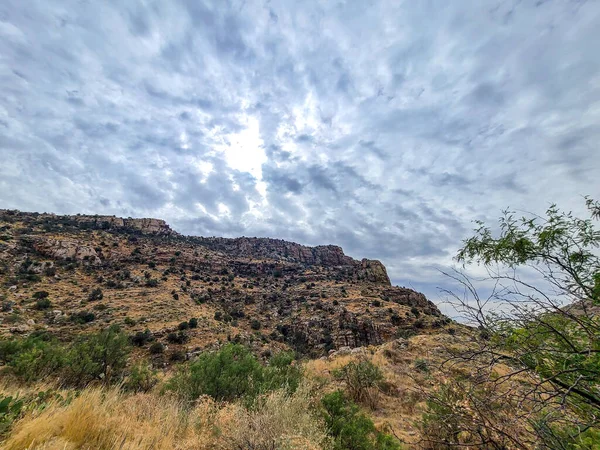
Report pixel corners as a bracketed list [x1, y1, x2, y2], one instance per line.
[2, 381, 329, 450]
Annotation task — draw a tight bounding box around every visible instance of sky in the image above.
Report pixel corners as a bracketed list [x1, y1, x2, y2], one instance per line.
[1, 0, 599, 311]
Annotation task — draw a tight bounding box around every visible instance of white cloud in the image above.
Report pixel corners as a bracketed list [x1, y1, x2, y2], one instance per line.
[1, 0, 599, 308]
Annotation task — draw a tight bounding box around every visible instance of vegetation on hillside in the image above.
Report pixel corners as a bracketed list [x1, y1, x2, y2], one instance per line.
[426, 198, 600, 448]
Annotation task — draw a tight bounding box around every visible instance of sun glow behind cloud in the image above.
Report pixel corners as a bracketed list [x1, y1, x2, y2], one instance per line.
[1, 0, 599, 311]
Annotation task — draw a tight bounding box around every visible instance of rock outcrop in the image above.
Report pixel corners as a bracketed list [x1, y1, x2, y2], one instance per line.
[194, 237, 391, 285]
[72, 215, 176, 236]
[33, 238, 101, 265]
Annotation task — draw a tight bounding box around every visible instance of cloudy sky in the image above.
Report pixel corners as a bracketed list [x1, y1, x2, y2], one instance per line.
[1, 0, 599, 307]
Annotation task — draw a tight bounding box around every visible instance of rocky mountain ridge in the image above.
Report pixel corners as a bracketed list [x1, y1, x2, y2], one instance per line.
[0, 209, 446, 359]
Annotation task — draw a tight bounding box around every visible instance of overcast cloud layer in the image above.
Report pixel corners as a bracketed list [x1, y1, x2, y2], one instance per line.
[1, 0, 599, 308]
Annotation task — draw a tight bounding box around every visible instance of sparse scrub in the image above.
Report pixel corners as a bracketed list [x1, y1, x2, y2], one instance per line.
[123, 360, 158, 393]
[166, 344, 301, 403]
[0, 326, 130, 387]
[88, 287, 104, 301]
[322, 390, 401, 450]
[333, 359, 384, 409]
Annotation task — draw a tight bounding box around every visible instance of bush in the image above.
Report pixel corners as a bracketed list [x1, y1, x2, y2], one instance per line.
[166, 344, 301, 402]
[177, 321, 190, 331]
[130, 329, 154, 347]
[123, 316, 136, 326]
[88, 288, 103, 301]
[414, 358, 430, 373]
[148, 342, 164, 354]
[0, 334, 66, 382]
[333, 360, 384, 409]
[64, 325, 130, 386]
[0, 395, 23, 436]
[34, 298, 51, 310]
[321, 391, 400, 450]
[188, 318, 198, 328]
[0, 326, 130, 387]
[32, 291, 49, 299]
[250, 319, 262, 330]
[169, 350, 186, 362]
[166, 331, 188, 345]
[123, 361, 157, 393]
[70, 311, 95, 324]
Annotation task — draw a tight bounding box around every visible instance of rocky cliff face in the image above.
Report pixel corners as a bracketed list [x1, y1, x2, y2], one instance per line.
[194, 237, 391, 285]
[0, 209, 447, 357]
[69, 215, 176, 236]
[33, 238, 101, 265]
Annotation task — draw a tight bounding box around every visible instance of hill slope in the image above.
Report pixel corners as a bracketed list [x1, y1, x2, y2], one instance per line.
[0, 209, 446, 361]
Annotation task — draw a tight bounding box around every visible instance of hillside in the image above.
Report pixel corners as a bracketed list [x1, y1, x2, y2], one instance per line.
[0, 209, 446, 361]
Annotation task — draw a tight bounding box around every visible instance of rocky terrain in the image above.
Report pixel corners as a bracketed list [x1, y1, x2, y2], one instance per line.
[0, 209, 446, 362]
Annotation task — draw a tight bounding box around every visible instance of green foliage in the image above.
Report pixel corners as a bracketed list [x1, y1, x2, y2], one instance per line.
[123, 360, 158, 393]
[130, 329, 154, 346]
[0, 333, 65, 382]
[34, 297, 52, 309]
[64, 325, 130, 386]
[166, 344, 301, 403]
[188, 317, 198, 328]
[457, 199, 600, 303]
[166, 331, 189, 344]
[88, 287, 103, 301]
[533, 416, 600, 450]
[0, 326, 130, 387]
[332, 359, 384, 408]
[321, 391, 400, 450]
[70, 310, 96, 324]
[453, 198, 600, 446]
[0, 396, 23, 436]
[413, 359, 430, 373]
[149, 342, 165, 354]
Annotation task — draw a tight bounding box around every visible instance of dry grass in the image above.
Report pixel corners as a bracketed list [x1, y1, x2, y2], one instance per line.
[2, 381, 329, 450]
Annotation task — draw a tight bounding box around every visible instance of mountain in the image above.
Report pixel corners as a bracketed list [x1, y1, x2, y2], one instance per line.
[0, 209, 446, 359]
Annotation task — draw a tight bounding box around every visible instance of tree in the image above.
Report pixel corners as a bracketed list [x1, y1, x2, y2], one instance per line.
[437, 198, 600, 448]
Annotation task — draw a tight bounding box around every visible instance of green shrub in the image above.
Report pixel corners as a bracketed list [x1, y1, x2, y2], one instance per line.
[166, 344, 263, 402]
[32, 291, 49, 299]
[166, 344, 301, 403]
[0, 396, 23, 436]
[1, 334, 66, 382]
[0, 327, 131, 387]
[88, 288, 103, 301]
[167, 331, 188, 344]
[188, 318, 198, 328]
[178, 321, 190, 331]
[64, 325, 130, 386]
[35, 298, 52, 310]
[123, 360, 157, 393]
[263, 350, 303, 394]
[123, 316, 136, 326]
[250, 319, 262, 330]
[149, 342, 165, 354]
[70, 311, 96, 324]
[130, 329, 154, 346]
[321, 391, 400, 450]
[333, 360, 384, 408]
[414, 359, 429, 373]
